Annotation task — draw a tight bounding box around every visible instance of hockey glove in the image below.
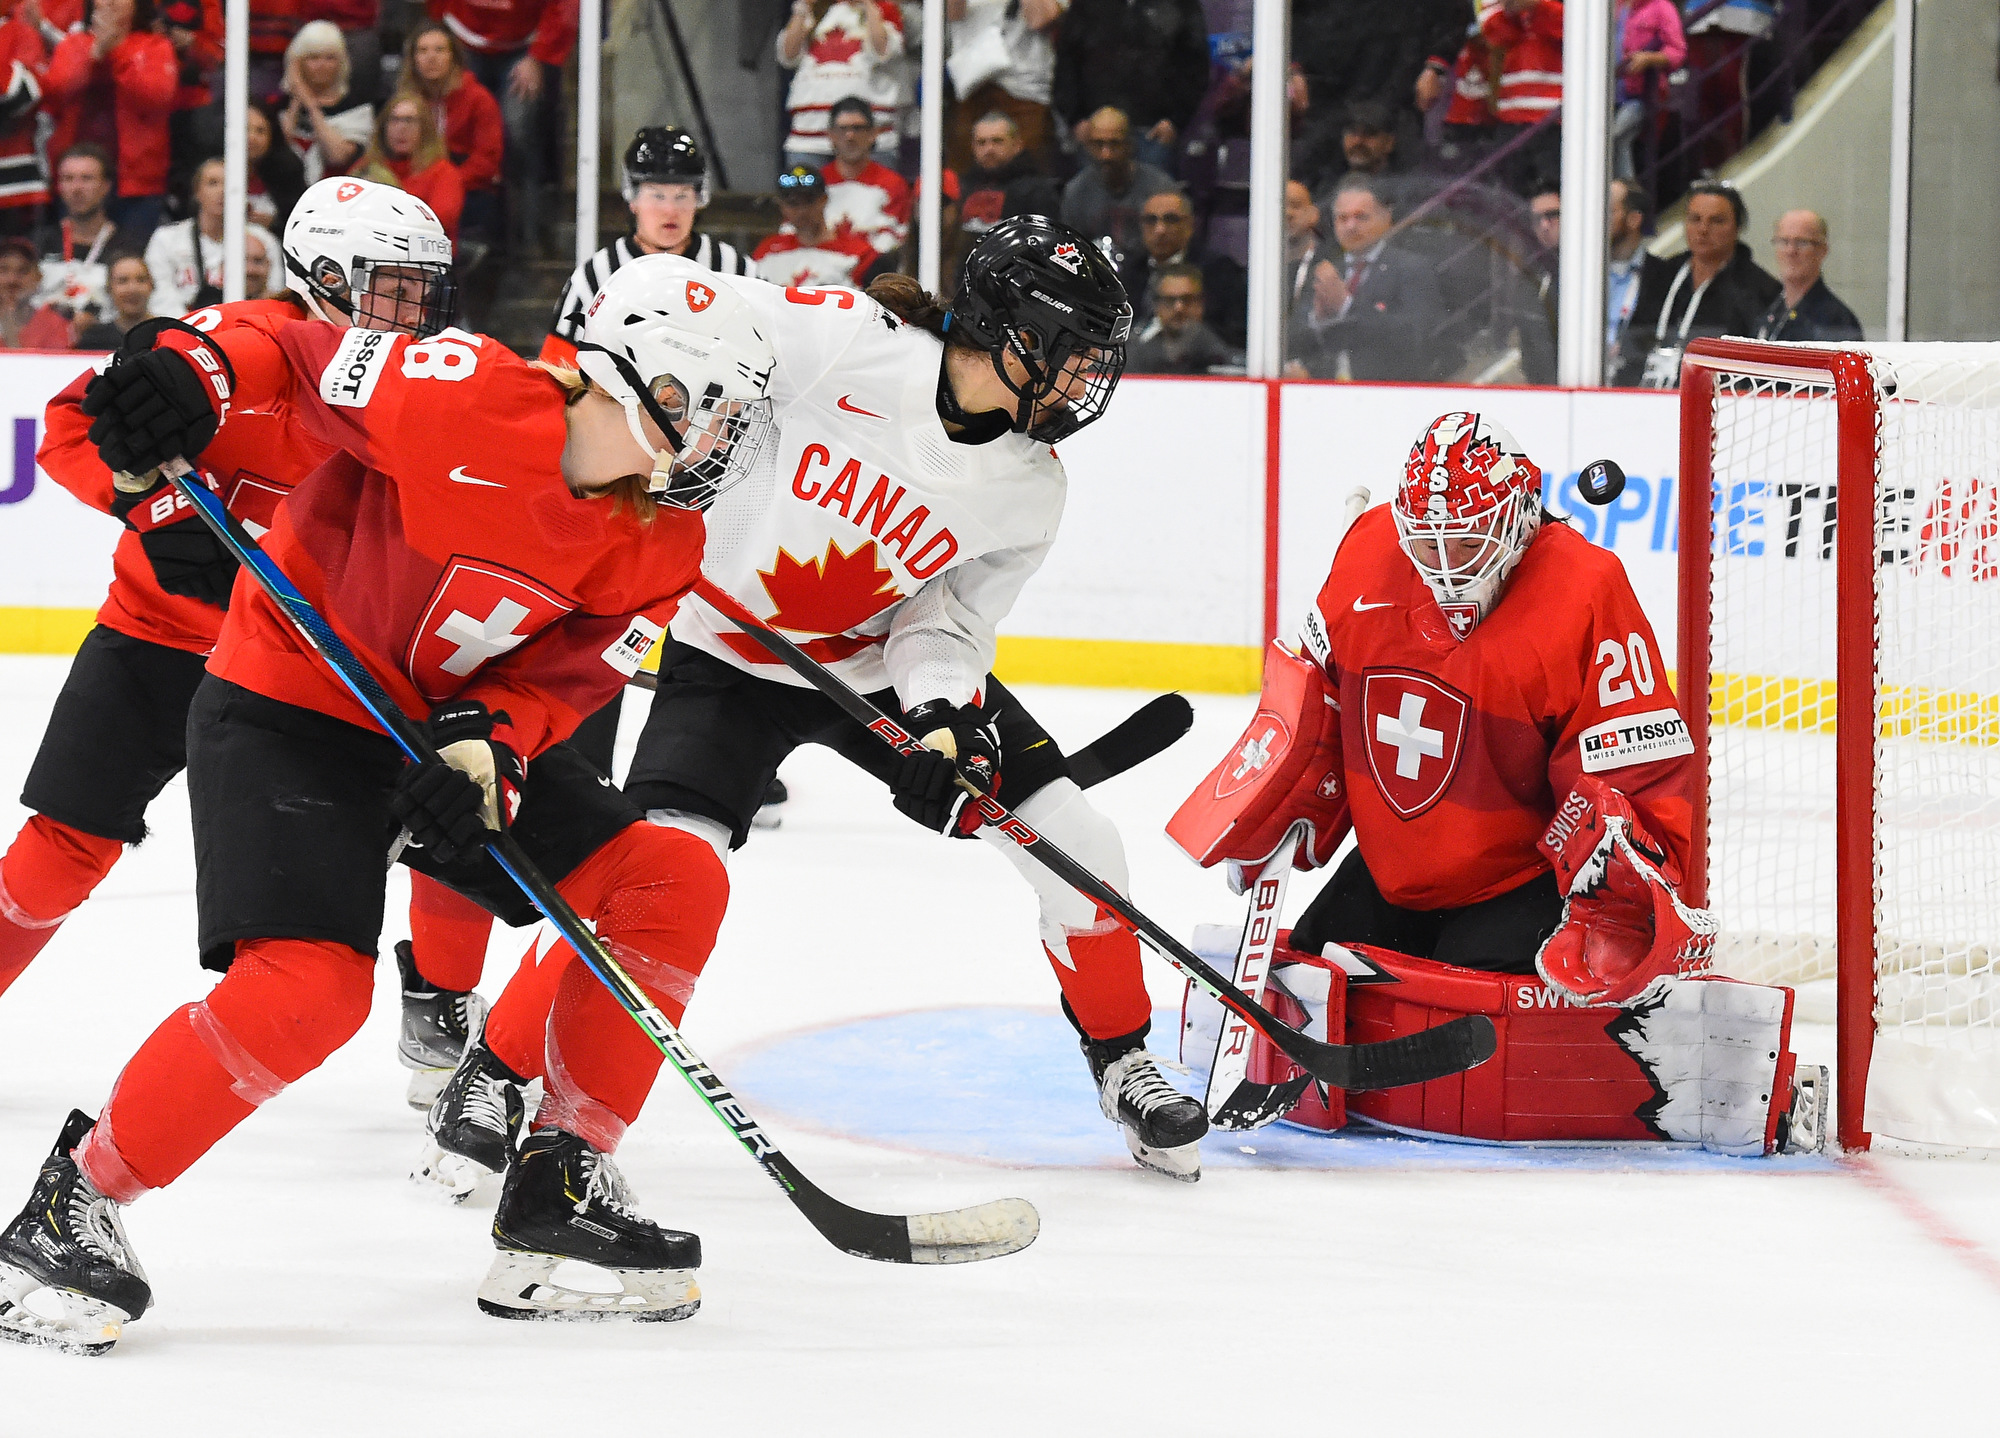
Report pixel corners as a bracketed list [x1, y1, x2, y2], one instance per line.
[390, 701, 526, 865]
[109, 475, 240, 608]
[81, 319, 235, 479]
[891, 698, 1002, 836]
[1533, 775, 1718, 1007]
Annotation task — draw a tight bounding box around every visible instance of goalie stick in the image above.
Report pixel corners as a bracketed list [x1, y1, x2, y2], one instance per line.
[630, 671, 1194, 792]
[691, 579, 1496, 1093]
[1203, 823, 1314, 1129]
[149, 461, 1037, 1267]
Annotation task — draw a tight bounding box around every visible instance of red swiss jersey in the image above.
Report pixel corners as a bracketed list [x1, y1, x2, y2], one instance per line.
[39, 297, 331, 655]
[1301, 506, 1693, 910]
[203, 321, 702, 759]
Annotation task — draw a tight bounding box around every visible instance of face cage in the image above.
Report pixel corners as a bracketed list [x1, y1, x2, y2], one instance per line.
[997, 325, 1127, 443]
[1391, 487, 1541, 607]
[648, 392, 776, 511]
[350, 258, 458, 339]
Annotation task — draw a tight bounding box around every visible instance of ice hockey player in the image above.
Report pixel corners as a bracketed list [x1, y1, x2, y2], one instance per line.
[540, 127, 752, 369]
[0, 260, 777, 1351]
[428, 218, 1214, 1186]
[0, 178, 453, 1013]
[1169, 412, 1823, 1155]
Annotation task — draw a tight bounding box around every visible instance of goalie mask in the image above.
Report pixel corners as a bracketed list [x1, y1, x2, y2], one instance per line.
[1392, 412, 1544, 639]
[573, 256, 776, 511]
[284, 176, 457, 338]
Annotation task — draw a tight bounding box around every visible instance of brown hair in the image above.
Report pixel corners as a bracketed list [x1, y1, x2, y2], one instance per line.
[401, 22, 465, 103]
[529, 360, 659, 522]
[355, 89, 448, 183]
[866, 273, 963, 345]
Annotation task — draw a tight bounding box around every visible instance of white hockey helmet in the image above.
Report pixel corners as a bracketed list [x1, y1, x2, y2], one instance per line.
[1391, 412, 1545, 639]
[574, 256, 776, 511]
[283, 176, 457, 337]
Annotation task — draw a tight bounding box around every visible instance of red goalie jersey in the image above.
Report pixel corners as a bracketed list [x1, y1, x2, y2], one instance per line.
[1300, 505, 1695, 910]
[203, 321, 705, 759]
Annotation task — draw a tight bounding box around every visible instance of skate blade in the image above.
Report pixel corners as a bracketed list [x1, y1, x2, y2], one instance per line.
[907, 1198, 1041, 1264]
[751, 808, 783, 831]
[0, 1262, 131, 1356]
[404, 1066, 453, 1112]
[1126, 1129, 1201, 1183]
[476, 1249, 700, 1322]
[409, 1140, 504, 1207]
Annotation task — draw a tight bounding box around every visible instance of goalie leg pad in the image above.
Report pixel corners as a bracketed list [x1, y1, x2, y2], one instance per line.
[1246, 942, 1797, 1153]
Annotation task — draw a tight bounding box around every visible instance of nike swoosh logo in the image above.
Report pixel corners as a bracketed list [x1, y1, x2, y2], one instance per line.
[449, 465, 504, 487]
[836, 394, 888, 420]
[1352, 598, 1394, 612]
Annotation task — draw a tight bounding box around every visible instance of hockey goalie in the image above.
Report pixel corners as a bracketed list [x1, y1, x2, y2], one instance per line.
[1168, 412, 1827, 1156]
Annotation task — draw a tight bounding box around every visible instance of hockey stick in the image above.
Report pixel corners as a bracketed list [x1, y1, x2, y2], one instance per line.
[1203, 824, 1314, 1129]
[691, 579, 1496, 1092]
[628, 671, 1193, 791]
[153, 461, 1036, 1266]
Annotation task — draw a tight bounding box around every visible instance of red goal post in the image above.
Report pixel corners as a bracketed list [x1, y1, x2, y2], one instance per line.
[1678, 337, 2000, 1153]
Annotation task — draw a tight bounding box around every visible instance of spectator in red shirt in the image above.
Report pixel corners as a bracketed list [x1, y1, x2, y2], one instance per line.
[402, 21, 501, 246]
[1477, 0, 1564, 195]
[820, 93, 910, 258]
[352, 89, 465, 242]
[0, 237, 75, 347]
[0, 0, 49, 237]
[427, 0, 574, 211]
[752, 163, 878, 287]
[47, 0, 179, 245]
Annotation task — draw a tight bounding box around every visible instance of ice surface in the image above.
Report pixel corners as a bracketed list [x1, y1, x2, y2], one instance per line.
[1, 658, 1997, 1433]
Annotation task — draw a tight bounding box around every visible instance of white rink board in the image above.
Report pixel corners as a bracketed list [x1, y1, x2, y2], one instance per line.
[0, 355, 1691, 664]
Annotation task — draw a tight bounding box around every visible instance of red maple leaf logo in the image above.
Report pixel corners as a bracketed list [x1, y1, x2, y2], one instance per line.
[758, 539, 903, 636]
[809, 29, 863, 65]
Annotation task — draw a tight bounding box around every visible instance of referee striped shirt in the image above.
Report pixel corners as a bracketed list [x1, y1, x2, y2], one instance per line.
[539, 233, 753, 362]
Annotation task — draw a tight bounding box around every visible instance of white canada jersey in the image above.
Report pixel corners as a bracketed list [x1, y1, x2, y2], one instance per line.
[547, 233, 753, 348]
[663, 265, 1066, 709]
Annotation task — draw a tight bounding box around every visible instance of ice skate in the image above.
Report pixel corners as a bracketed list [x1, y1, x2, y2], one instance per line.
[396, 940, 490, 1110]
[0, 1111, 150, 1356]
[478, 1126, 700, 1322]
[411, 1040, 525, 1203]
[1084, 1034, 1208, 1182]
[1780, 1064, 1831, 1154]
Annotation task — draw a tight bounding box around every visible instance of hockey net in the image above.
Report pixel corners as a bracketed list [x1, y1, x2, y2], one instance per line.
[1680, 339, 2000, 1151]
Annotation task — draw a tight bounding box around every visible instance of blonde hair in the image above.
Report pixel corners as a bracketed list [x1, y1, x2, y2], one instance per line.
[531, 361, 659, 521]
[354, 89, 449, 182]
[285, 21, 352, 95]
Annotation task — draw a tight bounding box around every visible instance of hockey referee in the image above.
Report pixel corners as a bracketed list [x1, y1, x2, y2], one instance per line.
[539, 127, 753, 365]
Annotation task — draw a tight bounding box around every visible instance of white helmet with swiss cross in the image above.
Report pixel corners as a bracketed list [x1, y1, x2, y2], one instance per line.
[574, 255, 776, 511]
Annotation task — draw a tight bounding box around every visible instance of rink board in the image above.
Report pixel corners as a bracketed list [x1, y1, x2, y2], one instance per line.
[0, 355, 1687, 687]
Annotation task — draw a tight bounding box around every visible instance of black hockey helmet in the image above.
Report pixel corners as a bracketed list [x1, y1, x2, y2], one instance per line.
[948, 215, 1132, 443]
[623, 126, 709, 206]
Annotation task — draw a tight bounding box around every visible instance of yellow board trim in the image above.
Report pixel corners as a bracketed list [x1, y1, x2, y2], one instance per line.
[994, 636, 1262, 693]
[0, 607, 98, 655]
[1710, 671, 2000, 746]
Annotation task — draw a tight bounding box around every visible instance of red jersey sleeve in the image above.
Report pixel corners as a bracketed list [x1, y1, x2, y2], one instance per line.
[1545, 555, 1695, 872]
[39, 363, 117, 515]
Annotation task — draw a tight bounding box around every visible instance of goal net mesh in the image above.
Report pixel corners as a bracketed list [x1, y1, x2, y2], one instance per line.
[1699, 343, 2000, 1146]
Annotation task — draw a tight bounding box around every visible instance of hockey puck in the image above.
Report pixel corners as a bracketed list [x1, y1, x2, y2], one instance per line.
[1578, 459, 1627, 507]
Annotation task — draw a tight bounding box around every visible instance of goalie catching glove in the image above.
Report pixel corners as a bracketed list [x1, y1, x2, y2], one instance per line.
[891, 699, 1001, 835]
[1534, 774, 1717, 1007]
[390, 701, 526, 864]
[81, 318, 236, 479]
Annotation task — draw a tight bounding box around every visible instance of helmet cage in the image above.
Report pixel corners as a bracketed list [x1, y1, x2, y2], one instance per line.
[575, 339, 774, 511]
[287, 249, 457, 338]
[989, 316, 1126, 444]
[1392, 486, 1540, 607]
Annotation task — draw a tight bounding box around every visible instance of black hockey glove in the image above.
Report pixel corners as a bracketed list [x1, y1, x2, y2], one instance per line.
[81, 319, 234, 478]
[891, 699, 1001, 836]
[390, 700, 526, 865]
[109, 478, 240, 608]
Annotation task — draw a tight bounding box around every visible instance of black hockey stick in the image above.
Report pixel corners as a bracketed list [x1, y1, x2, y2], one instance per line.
[153, 462, 1036, 1266]
[630, 669, 1191, 791]
[693, 581, 1496, 1093]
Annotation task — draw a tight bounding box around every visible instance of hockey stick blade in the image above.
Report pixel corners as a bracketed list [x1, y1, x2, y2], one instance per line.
[158, 462, 1037, 1264]
[1208, 1074, 1316, 1131]
[1067, 693, 1193, 790]
[692, 580, 1496, 1093]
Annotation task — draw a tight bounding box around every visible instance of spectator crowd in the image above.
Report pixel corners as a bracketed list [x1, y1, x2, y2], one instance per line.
[0, 0, 1868, 375]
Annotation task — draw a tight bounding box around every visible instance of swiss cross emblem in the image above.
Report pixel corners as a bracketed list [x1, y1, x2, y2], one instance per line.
[687, 281, 715, 312]
[223, 472, 292, 541]
[406, 559, 576, 702]
[1049, 242, 1082, 274]
[1360, 669, 1469, 819]
[335, 181, 363, 203]
[1213, 713, 1292, 800]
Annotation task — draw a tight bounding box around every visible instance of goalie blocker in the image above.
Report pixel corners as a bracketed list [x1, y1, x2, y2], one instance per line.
[1182, 941, 1825, 1155]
